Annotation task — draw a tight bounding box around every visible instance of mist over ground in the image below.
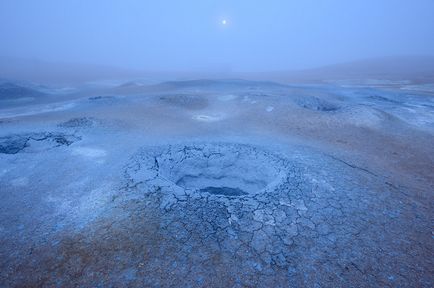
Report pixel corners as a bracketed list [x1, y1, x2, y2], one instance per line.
[1, 0, 434, 82]
[1, 1, 433, 287]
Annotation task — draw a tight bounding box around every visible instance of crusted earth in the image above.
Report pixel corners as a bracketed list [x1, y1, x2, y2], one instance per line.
[0, 80, 433, 287]
[90, 142, 430, 287]
[125, 144, 290, 199]
[0, 132, 81, 154]
[58, 117, 99, 129]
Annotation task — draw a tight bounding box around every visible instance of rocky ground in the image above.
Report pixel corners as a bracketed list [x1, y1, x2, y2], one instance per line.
[0, 79, 433, 287]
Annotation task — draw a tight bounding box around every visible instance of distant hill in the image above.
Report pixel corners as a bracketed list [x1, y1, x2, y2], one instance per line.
[1, 55, 434, 85]
[0, 57, 141, 85]
[0, 82, 45, 101]
[249, 56, 434, 84]
[108, 79, 288, 95]
[155, 79, 286, 89]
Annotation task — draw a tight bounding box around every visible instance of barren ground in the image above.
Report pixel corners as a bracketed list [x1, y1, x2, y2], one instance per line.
[0, 79, 433, 287]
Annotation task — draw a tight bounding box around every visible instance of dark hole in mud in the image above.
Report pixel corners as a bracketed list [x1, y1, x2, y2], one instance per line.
[174, 173, 265, 196]
[58, 117, 96, 128]
[155, 144, 286, 198]
[88, 96, 115, 101]
[199, 186, 249, 196]
[316, 106, 339, 112]
[159, 94, 208, 110]
[302, 103, 340, 112]
[296, 97, 340, 112]
[0, 133, 80, 154]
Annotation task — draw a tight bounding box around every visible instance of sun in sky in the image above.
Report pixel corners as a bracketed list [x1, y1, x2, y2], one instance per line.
[221, 19, 228, 25]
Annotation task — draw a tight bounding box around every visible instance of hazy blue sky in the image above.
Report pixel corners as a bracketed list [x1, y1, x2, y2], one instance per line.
[1, 0, 434, 72]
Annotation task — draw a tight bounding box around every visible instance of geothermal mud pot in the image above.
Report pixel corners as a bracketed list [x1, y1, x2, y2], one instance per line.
[1, 141, 430, 287]
[125, 143, 293, 199]
[114, 142, 430, 287]
[123, 143, 311, 281]
[1, 80, 433, 287]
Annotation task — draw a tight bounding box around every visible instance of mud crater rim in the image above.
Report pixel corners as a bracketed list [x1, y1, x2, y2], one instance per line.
[156, 143, 287, 197]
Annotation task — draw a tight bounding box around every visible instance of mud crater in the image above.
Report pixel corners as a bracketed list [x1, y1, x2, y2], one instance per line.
[0, 132, 81, 154]
[295, 96, 341, 112]
[162, 148, 275, 196]
[125, 143, 291, 198]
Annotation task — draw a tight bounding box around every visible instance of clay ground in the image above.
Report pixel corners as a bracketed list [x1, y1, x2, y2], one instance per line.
[0, 79, 433, 287]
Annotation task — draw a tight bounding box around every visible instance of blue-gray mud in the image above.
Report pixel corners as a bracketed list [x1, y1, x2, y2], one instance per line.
[0, 80, 433, 287]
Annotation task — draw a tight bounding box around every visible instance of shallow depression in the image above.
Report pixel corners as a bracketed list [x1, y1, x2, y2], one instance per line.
[156, 144, 286, 196]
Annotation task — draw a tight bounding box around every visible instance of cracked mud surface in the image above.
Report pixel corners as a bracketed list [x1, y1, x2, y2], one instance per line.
[116, 143, 431, 287]
[0, 132, 81, 154]
[57, 117, 99, 129]
[2, 142, 430, 287]
[125, 143, 289, 198]
[0, 80, 433, 287]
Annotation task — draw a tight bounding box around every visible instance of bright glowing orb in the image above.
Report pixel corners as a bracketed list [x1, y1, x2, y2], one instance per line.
[222, 19, 227, 25]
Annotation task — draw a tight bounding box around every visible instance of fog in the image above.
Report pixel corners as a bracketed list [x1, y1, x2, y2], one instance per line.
[2, 1, 434, 286]
[1, 0, 434, 75]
